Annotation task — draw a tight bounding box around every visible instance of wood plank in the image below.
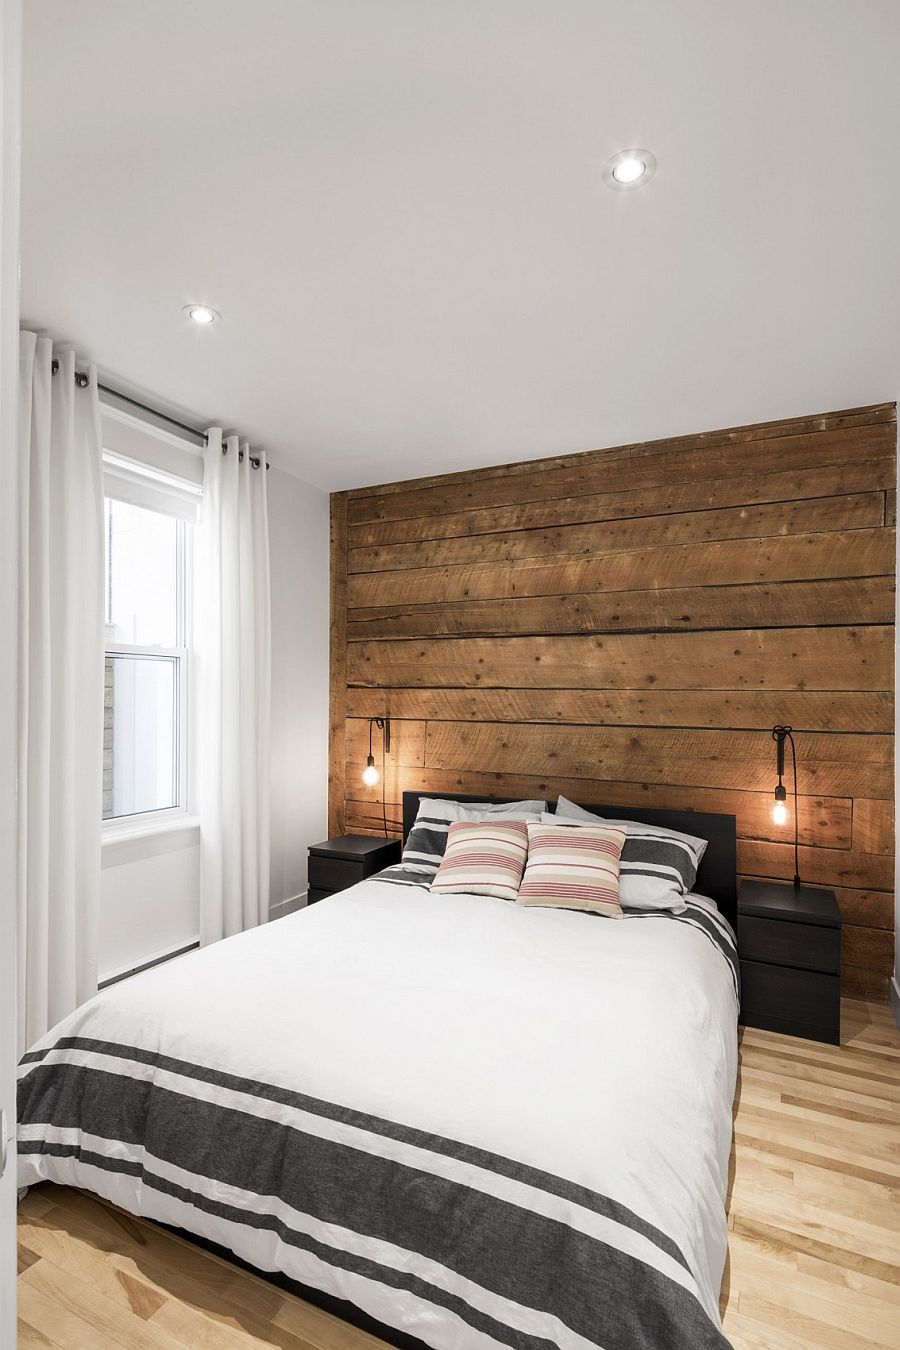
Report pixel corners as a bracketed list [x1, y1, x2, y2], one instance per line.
[737, 840, 894, 891]
[843, 966, 891, 1004]
[345, 718, 426, 768]
[347, 528, 895, 608]
[348, 627, 894, 696]
[417, 722, 893, 798]
[348, 405, 895, 503]
[346, 768, 853, 846]
[348, 494, 885, 573]
[830, 889, 894, 931]
[349, 421, 896, 525]
[347, 576, 896, 641]
[852, 800, 895, 856]
[842, 927, 895, 976]
[328, 492, 349, 837]
[346, 686, 893, 734]
[349, 457, 897, 549]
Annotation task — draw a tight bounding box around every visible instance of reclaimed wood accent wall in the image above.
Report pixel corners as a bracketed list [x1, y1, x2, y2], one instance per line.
[329, 404, 897, 1002]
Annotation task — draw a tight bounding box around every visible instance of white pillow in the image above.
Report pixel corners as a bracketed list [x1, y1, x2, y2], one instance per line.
[419, 797, 547, 822]
[552, 796, 708, 912]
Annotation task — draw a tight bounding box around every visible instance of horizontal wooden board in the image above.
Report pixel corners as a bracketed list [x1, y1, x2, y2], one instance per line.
[348, 494, 885, 574]
[347, 405, 895, 502]
[349, 422, 896, 525]
[831, 888, 896, 931]
[416, 722, 893, 798]
[345, 769, 852, 848]
[346, 686, 894, 733]
[851, 800, 895, 857]
[345, 718, 425, 768]
[347, 528, 895, 609]
[841, 965, 891, 1003]
[737, 839, 893, 891]
[842, 926, 895, 975]
[349, 459, 896, 549]
[348, 627, 893, 694]
[347, 576, 895, 640]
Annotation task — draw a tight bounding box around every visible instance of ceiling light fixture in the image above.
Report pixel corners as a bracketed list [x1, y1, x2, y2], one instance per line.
[183, 304, 220, 325]
[603, 149, 657, 191]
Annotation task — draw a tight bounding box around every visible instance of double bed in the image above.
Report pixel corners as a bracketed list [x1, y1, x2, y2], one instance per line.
[18, 793, 739, 1350]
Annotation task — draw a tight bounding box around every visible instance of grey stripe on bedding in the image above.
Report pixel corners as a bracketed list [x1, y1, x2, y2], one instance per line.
[19, 1042, 729, 1350]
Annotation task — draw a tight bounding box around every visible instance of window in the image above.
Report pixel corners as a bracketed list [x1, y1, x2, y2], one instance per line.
[103, 496, 190, 823]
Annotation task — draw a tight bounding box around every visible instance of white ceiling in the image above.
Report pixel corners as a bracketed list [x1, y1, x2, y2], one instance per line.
[20, 1, 900, 490]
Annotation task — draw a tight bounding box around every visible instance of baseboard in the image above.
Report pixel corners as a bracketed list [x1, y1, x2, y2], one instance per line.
[891, 975, 900, 1030]
[99, 940, 200, 989]
[269, 892, 307, 922]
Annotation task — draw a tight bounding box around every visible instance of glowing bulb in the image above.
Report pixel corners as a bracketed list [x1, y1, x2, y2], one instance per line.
[772, 800, 788, 826]
[183, 304, 220, 325]
[612, 156, 645, 184]
[362, 762, 379, 787]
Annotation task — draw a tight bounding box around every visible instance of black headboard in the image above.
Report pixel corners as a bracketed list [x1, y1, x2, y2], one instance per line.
[401, 791, 737, 930]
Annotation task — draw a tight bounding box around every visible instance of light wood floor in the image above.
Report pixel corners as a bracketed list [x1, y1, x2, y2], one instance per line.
[16, 999, 900, 1349]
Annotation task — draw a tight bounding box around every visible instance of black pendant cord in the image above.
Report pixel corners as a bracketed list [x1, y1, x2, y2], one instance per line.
[788, 729, 801, 889]
[772, 725, 802, 889]
[381, 731, 388, 839]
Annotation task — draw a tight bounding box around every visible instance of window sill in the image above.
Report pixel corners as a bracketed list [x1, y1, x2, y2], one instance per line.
[102, 814, 200, 867]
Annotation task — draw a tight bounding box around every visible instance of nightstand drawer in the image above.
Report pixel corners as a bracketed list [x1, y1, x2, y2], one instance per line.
[308, 855, 363, 892]
[740, 959, 840, 1044]
[307, 887, 332, 905]
[738, 914, 840, 974]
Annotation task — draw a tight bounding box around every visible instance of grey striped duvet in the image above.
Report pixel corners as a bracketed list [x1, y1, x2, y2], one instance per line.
[18, 879, 738, 1350]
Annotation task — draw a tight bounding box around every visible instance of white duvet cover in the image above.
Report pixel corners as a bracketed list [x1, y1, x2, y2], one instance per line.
[18, 879, 738, 1350]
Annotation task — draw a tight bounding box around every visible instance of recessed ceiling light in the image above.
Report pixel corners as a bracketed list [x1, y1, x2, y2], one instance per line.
[603, 149, 657, 191]
[183, 304, 220, 325]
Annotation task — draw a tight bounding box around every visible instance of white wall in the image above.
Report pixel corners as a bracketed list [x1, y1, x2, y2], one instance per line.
[99, 464, 329, 979]
[268, 466, 330, 918]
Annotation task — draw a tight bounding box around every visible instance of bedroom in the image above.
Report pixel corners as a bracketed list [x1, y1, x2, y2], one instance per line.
[1, 2, 898, 1348]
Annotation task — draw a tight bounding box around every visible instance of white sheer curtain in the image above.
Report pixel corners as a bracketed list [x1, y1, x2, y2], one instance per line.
[195, 429, 271, 943]
[17, 333, 104, 1054]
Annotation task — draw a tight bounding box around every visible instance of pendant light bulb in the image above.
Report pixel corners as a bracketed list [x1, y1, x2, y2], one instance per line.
[772, 799, 788, 826]
[362, 757, 379, 787]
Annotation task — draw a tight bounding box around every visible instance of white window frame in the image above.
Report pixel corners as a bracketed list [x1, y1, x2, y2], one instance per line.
[101, 479, 195, 838]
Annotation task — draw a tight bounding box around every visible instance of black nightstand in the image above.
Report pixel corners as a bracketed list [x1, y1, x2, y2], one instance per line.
[738, 879, 841, 1044]
[307, 835, 402, 904]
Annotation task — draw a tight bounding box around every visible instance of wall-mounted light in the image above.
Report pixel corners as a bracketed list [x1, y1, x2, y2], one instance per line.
[772, 725, 801, 888]
[362, 717, 391, 835]
[362, 717, 390, 786]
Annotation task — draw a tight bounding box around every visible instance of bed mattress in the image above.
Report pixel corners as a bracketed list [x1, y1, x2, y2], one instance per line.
[18, 879, 738, 1350]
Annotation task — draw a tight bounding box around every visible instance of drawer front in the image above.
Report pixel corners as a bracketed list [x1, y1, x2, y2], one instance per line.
[308, 854, 365, 892]
[740, 959, 840, 1043]
[307, 887, 332, 905]
[738, 915, 839, 974]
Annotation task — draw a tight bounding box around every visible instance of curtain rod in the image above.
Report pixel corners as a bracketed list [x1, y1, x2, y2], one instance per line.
[50, 358, 270, 469]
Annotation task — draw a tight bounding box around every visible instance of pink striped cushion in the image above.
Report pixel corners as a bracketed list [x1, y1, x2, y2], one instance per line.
[517, 822, 627, 917]
[429, 819, 529, 901]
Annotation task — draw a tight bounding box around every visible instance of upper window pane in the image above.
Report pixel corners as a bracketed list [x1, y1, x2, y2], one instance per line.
[105, 498, 179, 647]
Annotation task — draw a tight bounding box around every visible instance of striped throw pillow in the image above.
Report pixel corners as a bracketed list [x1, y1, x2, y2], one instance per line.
[429, 819, 529, 901]
[553, 796, 707, 912]
[517, 822, 627, 917]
